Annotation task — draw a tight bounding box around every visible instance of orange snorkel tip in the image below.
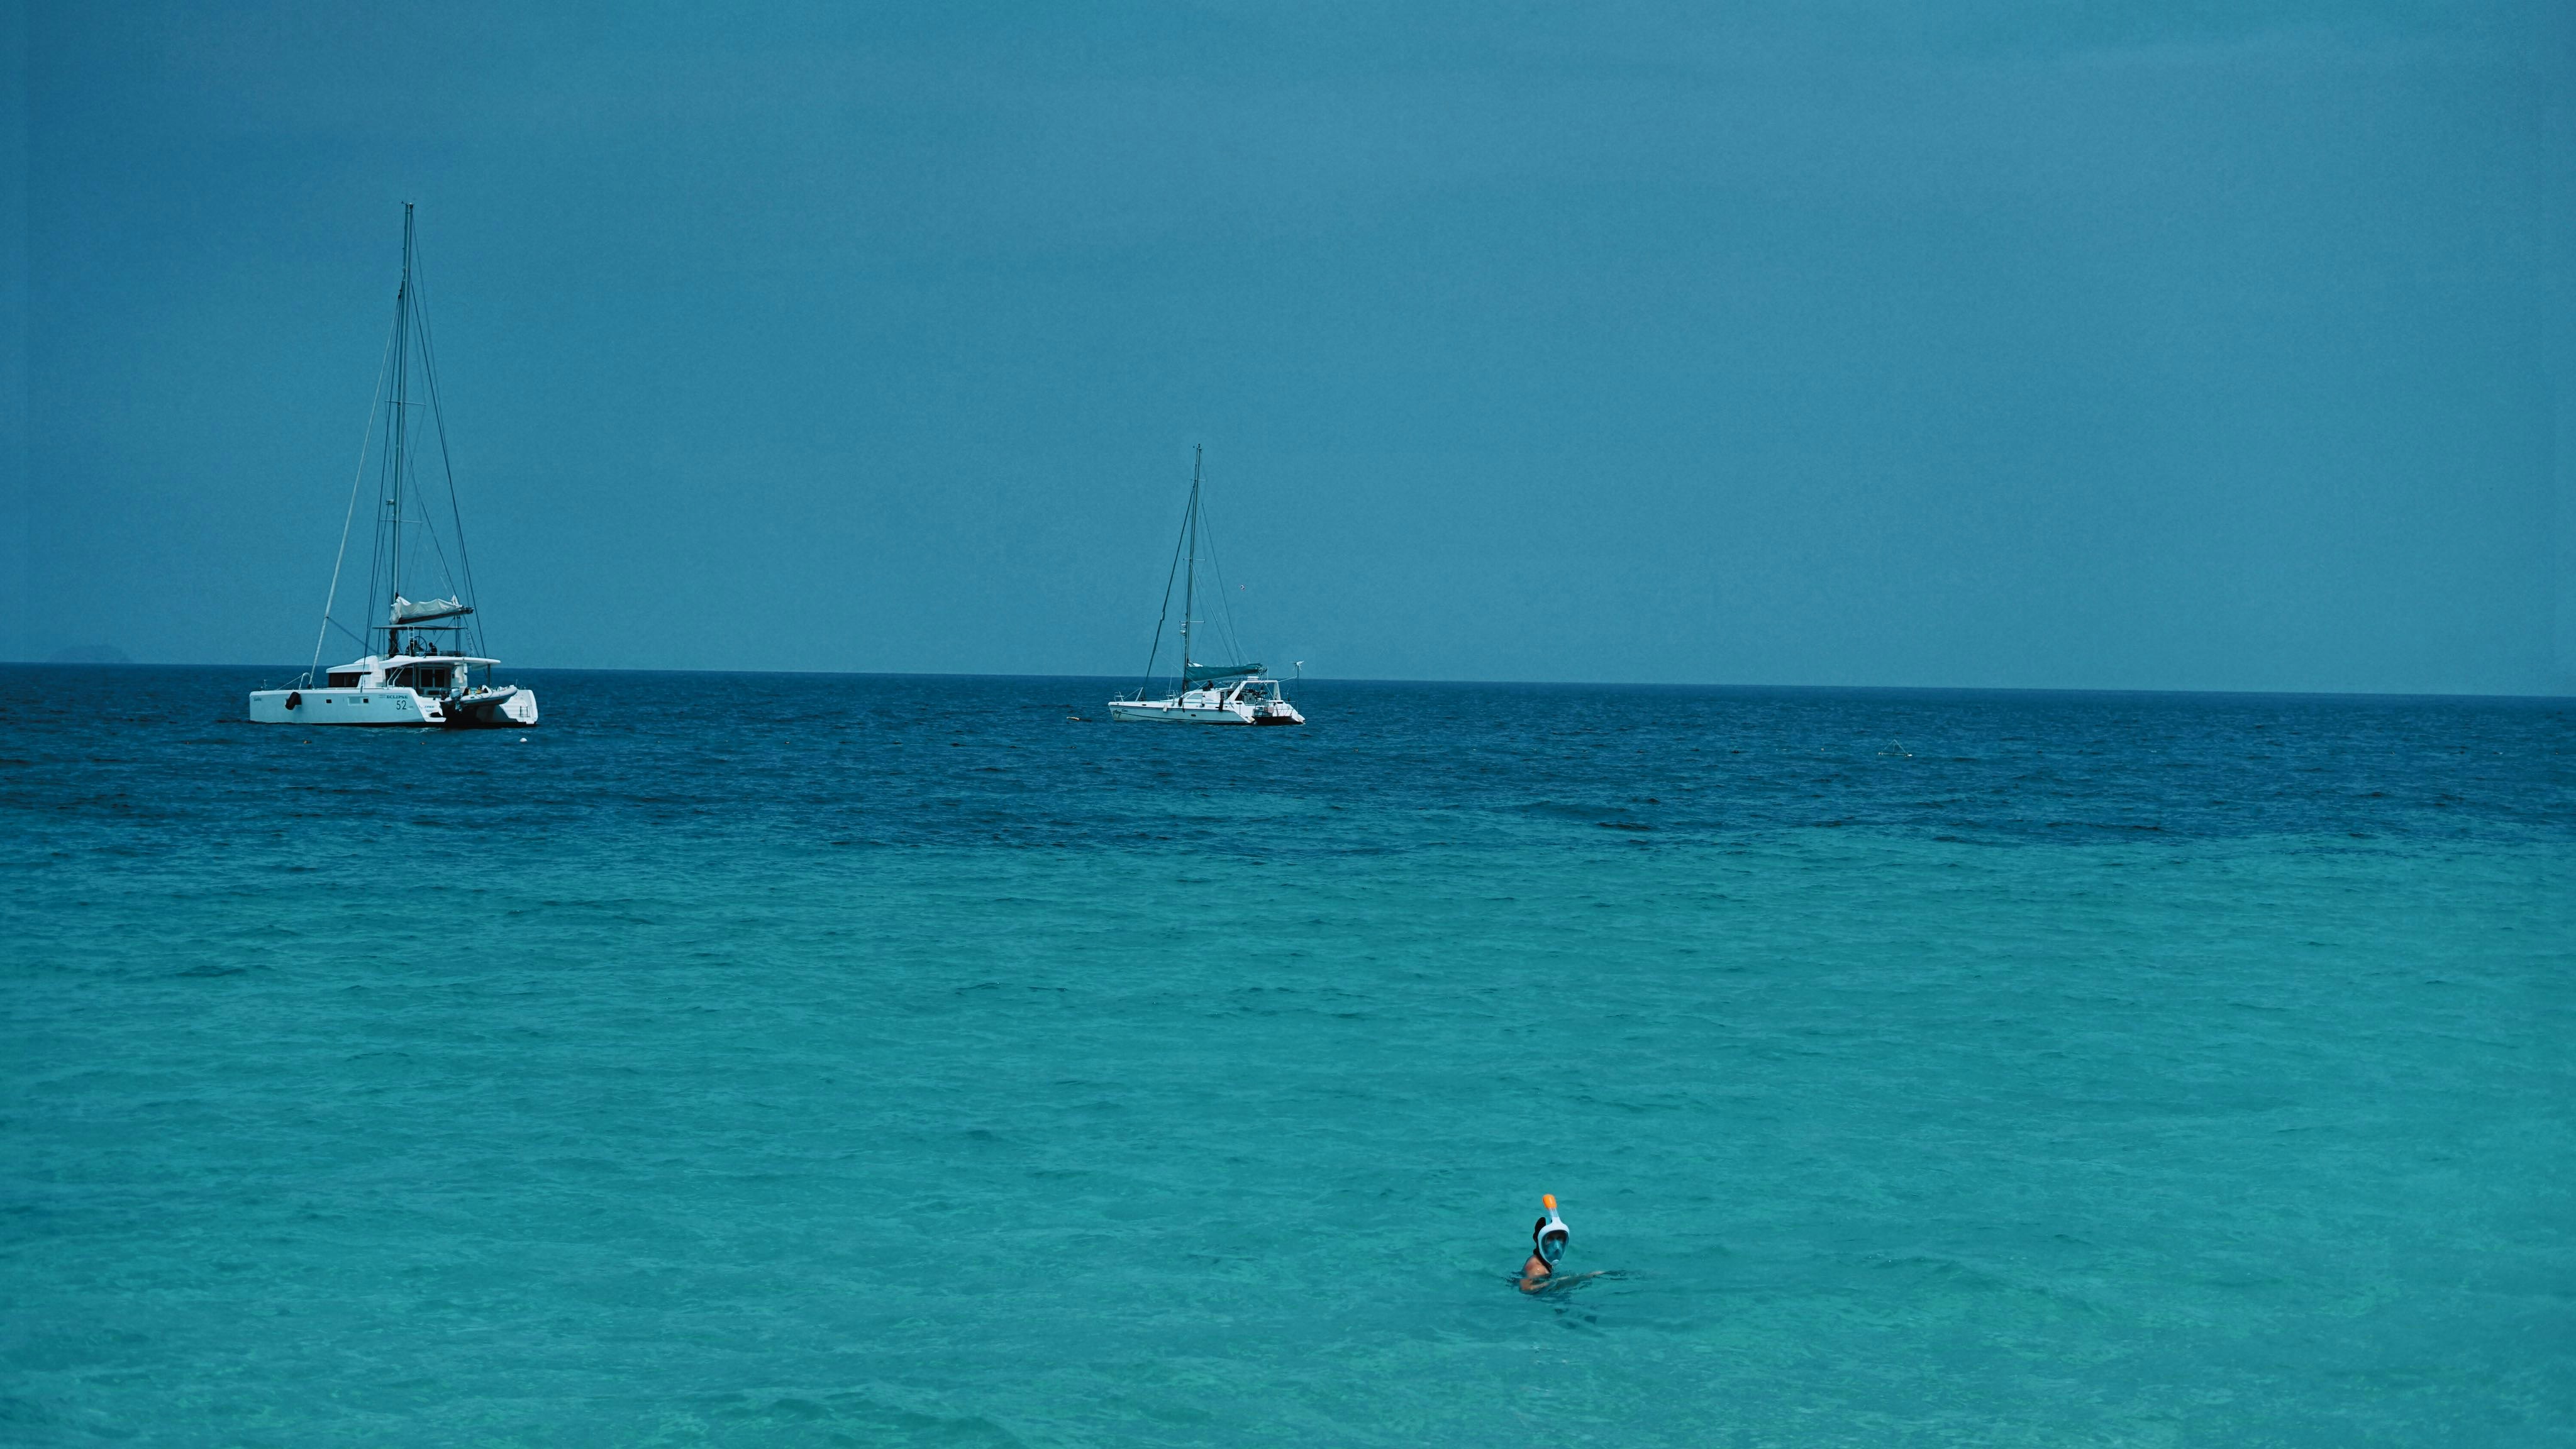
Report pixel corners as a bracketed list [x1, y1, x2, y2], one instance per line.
[1541, 1194, 1557, 1212]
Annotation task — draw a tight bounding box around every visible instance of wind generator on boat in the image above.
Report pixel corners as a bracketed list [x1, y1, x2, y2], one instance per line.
[1108, 447, 1303, 726]
[250, 204, 538, 729]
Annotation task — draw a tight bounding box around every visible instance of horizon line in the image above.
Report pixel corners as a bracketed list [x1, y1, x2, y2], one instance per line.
[8, 660, 2571, 704]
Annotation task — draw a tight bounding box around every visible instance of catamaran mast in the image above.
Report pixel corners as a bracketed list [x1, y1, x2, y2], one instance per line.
[1180, 445, 1201, 693]
[385, 202, 414, 660]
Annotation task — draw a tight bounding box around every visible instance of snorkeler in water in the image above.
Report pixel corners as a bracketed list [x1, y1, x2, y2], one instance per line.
[1519, 1194, 1570, 1292]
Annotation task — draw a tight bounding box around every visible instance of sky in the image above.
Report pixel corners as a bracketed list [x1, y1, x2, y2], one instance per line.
[3, 1, 2572, 692]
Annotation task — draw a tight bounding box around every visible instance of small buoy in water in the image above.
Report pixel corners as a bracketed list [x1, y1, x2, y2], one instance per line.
[519, 736, 528, 743]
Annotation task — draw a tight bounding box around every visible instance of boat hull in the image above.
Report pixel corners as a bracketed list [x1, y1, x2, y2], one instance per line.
[1107, 699, 1302, 726]
[443, 687, 541, 728]
[248, 686, 538, 728]
[1109, 701, 1253, 724]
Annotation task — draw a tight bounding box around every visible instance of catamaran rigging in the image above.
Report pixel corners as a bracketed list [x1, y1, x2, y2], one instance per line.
[250, 203, 537, 729]
[1108, 447, 1303, 726]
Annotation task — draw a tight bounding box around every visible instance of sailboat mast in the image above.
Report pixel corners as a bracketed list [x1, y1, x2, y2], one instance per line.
[1180, 445, 1201, 692]
[386, 203, 414, 659]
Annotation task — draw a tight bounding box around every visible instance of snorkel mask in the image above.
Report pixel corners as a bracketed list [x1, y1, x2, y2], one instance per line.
[1533, 1193, 1570, 1266]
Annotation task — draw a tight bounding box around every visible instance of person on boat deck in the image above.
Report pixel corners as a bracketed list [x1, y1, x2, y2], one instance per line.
[1520, 1194, 1570, 1292]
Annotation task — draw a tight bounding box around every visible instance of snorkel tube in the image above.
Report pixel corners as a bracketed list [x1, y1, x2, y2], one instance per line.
[1532, 1193, 1571, 1267]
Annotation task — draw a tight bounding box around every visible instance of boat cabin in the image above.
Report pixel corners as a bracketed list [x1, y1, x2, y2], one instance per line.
[1182, 676, 1289, 708]
[322, 653, 501, 694]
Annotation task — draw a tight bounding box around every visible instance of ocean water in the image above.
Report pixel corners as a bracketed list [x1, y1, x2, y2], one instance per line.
[4, 666, 2571, 1446]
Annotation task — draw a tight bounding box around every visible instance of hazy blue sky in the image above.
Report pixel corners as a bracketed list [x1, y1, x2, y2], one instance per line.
[4, 1, 2572, 691]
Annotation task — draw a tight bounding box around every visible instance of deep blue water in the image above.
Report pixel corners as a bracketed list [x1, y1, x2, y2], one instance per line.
[4, 667, 2572, 1445]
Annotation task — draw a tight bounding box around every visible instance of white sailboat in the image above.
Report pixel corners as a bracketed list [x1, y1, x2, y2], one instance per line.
[1108, 448, 1304, 726]
[250, 204, 538, 730]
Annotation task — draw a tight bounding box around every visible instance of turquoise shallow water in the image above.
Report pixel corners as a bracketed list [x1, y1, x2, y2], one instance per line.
[4, 669, 2572, 1445]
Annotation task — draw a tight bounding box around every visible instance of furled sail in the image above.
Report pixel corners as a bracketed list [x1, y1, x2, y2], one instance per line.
[1185, 662, 1262, 682]
[391, 595, 474, 625]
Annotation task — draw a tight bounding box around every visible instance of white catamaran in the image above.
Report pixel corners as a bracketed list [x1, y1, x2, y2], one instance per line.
[1108, 447, 1304, 726]
[250, 204, 538, 730]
